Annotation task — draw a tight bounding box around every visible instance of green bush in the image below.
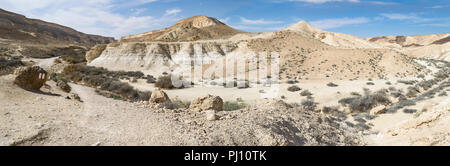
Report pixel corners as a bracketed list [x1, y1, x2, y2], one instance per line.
[63, 64, 150, 101]
[223, 101, 247, 111]
[172, 100, 191, 109]
[339, 89, 391, 112]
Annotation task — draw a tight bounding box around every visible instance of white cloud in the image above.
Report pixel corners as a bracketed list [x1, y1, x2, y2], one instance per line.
[240, 17, 283, 25]
[310, 17, 369, 29]
[430, 5, 450, 9]
[380, 13, 434, 23]
[231, 25, 285, 31]
[272, 0, 359, 4]
[164, 9, 182, 16]
[367, 1, 397, 5]
[272, 0, 400, 5]
[131, 8, 147, 15]
[219, 17, 231, 24]
[0, 0, 182, 39]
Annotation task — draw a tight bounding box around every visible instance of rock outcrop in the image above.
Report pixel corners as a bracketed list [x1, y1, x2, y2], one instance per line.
[14, 66, 48, 90]
[189, 94, 223, 112]
[149, 89, 171, 103]
[121, 15, 244, 42]
[86, 44, 107, 63]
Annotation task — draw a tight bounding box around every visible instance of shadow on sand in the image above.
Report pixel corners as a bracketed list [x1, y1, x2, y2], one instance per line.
[25, 89, 61, 97]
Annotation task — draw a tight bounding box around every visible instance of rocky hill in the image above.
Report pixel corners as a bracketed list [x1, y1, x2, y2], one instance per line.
[282, 21, 382, 49]
[89, 16, 423, 81]
[365, 34, 450, 61]
[0, 8, 115, 47]
[120, 15, 245, 42]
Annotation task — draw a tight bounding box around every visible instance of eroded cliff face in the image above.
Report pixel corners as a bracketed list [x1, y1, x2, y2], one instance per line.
[88, 41, 240, 75]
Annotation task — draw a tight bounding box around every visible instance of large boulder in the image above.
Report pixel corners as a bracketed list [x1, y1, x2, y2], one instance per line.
[149, 88, 171, 103]
[189, 94, 223, 112]
[14, 66, 48, 90]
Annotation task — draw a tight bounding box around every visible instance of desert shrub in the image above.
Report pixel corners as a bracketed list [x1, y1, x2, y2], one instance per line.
[397, 80, 415, 85]
[438, 91, 447, 97]
[434, 70, 449, 81]
[300, 90, 313, 96]
[172, 100, 191, 109]
[350, 92, 361, 96]
[386, 99, 416, 113]
[406, 86, 420, 98]
[222, 101, 247, 111]
[62, 64, 151, 102]
[125, 71, 144, 78]
[50, 73, 68, 83]
[287, 80, 298, 84]
[390, 91, 404, 98]
[327, 82, 338, 87]
[338, 89, 391, 112]
[0, 57, 24, 75]
[155, 75, 175, 89]
[321, 106, 340, 114]
[403, 109, 417, 114]
[413, 109, 427, 118]
[63, 64, 143, 80]
[146, 75, 156, 83]
[59, 54, 86, 64]
[301, 98, 318, 111]
[287, 85, 301, 92]
[385, 81, 392, 85]
[388, 87, 397, 91]
[366, 82, 375, 85]
[417, 74, 425, 79]
[417, 80, 436, 90]
[137, 91, 152, 101]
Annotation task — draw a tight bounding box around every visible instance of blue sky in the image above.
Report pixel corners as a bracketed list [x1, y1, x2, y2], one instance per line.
[1, 0, 449, 38]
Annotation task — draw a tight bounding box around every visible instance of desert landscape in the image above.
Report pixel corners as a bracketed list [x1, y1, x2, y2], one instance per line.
[0, 4, 449, 146]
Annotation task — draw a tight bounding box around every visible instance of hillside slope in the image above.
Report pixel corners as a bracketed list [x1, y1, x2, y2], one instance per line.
[0, 8, 115, 47]
[121, 15, 245, 42]
[366, 34, 450, 61]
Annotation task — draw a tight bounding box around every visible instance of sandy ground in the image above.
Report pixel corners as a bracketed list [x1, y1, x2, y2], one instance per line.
[0, 73, 360, 146]
[0, 74, 203, 145]
[127, 78, 409, 107]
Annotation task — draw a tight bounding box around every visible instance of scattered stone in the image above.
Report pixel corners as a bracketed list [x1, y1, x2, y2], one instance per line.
[70, 93, 82, 102]
[13, 66, 48, 90]
[91, 141, 101, 146]
[56, 80, 71, 93]
[189, 94, 223, 112]
[205, 110, 217, 121]
[149, 89, 171, 103]
[370, 105, 386, 115]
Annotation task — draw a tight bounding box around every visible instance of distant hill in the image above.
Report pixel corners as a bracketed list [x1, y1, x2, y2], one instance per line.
[0, 8, 115, 47]
[365, 33, 450, 61]
[120, 15, 245, 42]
